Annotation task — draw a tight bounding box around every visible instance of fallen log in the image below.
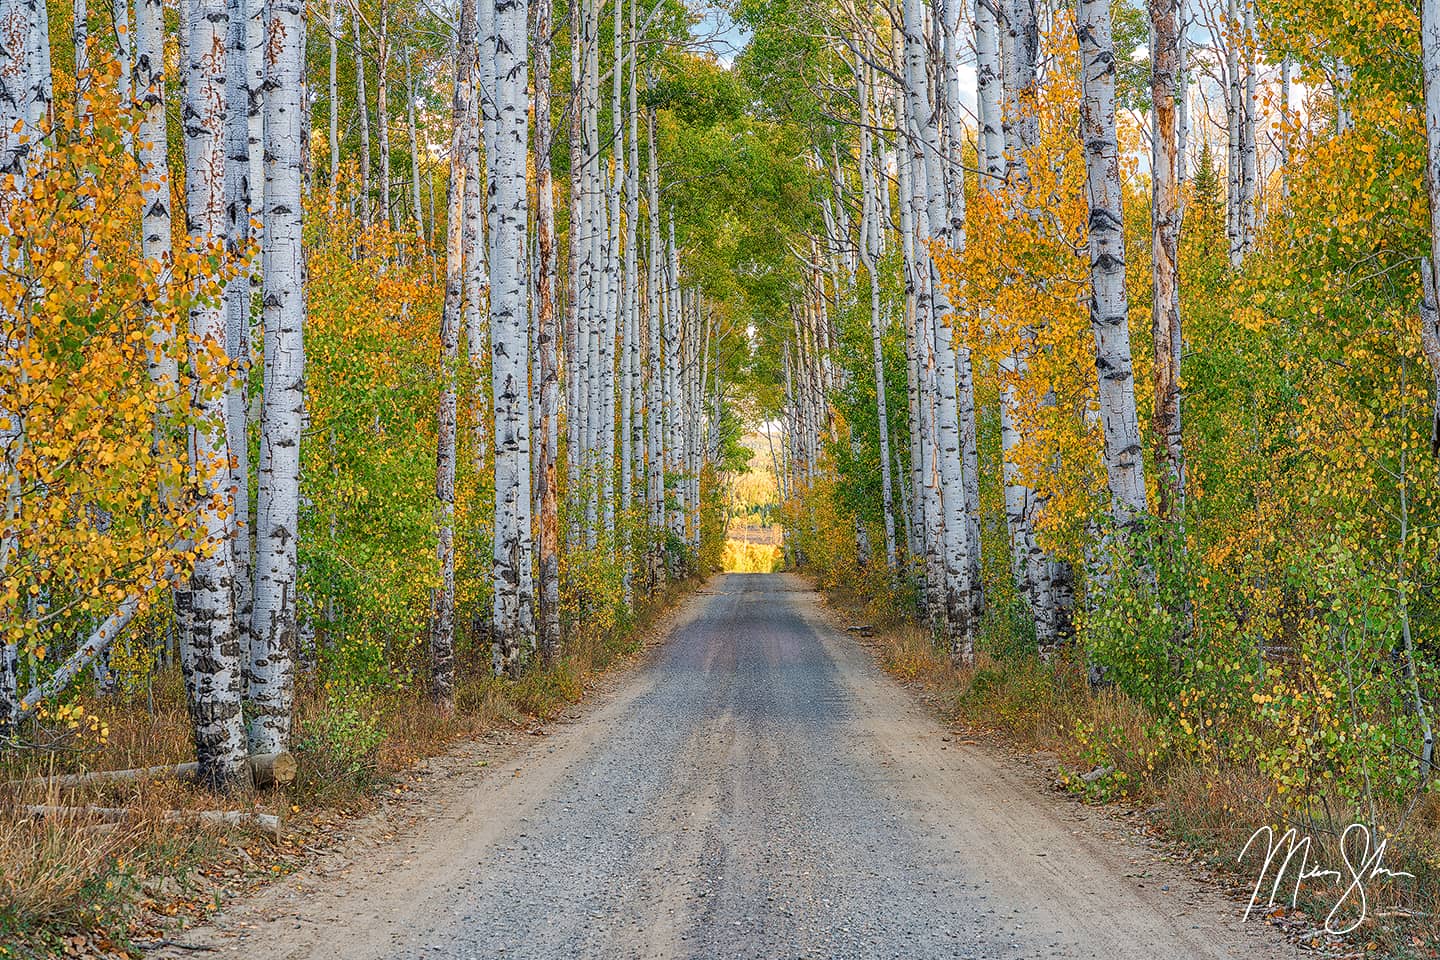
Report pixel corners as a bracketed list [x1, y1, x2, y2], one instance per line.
[6, 752, 297, 790]
[21, 804, 282, 837]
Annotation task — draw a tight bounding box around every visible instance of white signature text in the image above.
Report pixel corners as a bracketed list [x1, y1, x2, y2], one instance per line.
[1239, 822, 1414, 935]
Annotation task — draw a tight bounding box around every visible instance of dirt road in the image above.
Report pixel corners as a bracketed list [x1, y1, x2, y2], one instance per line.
[157, 574, 1296, 959]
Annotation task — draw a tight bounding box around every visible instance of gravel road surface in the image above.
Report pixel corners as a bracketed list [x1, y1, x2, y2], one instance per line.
[155, 573, 1296, 960]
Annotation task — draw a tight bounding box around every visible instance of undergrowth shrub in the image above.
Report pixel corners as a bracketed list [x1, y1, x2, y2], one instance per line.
[294, 688, 386, 797]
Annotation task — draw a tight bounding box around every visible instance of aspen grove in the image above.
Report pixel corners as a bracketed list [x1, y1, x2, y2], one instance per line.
[0, 0, 750, 790]
[2, 0, 1440, 946]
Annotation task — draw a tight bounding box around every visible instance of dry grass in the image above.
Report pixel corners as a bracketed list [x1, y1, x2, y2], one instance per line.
[0, 576, 699, 957]
[818, 581, 1440, 956]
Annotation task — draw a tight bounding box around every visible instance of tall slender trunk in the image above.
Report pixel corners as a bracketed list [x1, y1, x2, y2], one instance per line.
[896, 108, 942, 623]
[249, 0, 305, 755]
[1335, 60, 1353, 134]
[135, 0, 177, 398]
[1238, 0, 1256, 249]
[376, 2, 392, 229]
[327, 0, 339, 210]
[564, 0, 584, 547]
[73, 0, 88, 114]
[1150, 0, 1185, 522]
[430, 0, 475, 709]
[182, 0, 249, 790]
[619, 0, 641, 602]
[1224, 0, 1241, 266]
[463, 31, 488, 468]
[902, 0, 973, 656]
[645, 103, 665, 577]
[1077, 0, 1147, 534]
[1002, 0, 1061, 648]
[224, 0, 257, 690]
[129, 0, 173, 688]
[896, 130, 926, 584]
[114, 0, 132, 139]
[602, 0, 624, 546]
[0, 0, 52, 734]
[533, 0, 561, 657]
[1279, 57, 1291, 202]
[857, 65, 896, 574]
[941, 0, 982, 622]
[664, 218, 685, 546]
[405, 50, 424, 240]
[484, 0, 535, 672]
[1176, 0, 1189, 182]
[352, 7, 372, 229]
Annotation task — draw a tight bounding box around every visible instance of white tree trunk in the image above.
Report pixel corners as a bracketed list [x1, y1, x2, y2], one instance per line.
[183, 0, 250, 790]
[1224, 0, 1241, 266]
[533, 0, 561, 657]
[405, 50, 424, 239]
[1150, 0, 1185, 521]
[352, 7, 371, 228]
[224, 0, 257, 685]
[620, 0, 641, 602]
[939, 0, 983, 621]
[134, 0, 177, 397]
[249, 0, 305, 755]
[975, 0, 1004, 197]
[464, 34, 488, 469]
[857, 66, 897, 574]
[430, 0, 475, 709]
[664, 219, 685, 545]
[645, 104, 665, 578]
[1002, 0, 1060, 648]
[483, 0, 535, 671]
[327, 0, 339, 209]
[1424, 3, 1440, 334]
[902, 0, 974, 656]
[1078, 0, 1148, 532]
[378, 6, 394, 230]
[896, 134, 927, 590]
[1238, 0, 1256, 251]
[1177, 0, 1189, 181]
[1336, 60, 1353, 134]
[0, 0, 51, 734]
[1279, 57, 1290, 202]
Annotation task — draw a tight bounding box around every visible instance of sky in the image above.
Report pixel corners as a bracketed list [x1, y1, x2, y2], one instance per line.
[688, 0, 751, 67]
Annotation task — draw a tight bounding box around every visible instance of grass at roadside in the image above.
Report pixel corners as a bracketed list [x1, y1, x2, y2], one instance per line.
[815, 578, 1440, 959]
[0, 577, 699, 959]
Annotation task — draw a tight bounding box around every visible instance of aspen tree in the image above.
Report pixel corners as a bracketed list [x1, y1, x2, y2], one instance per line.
[902, 0, 975, 655]
[1224, 0, 1244, 265]
[352, 5, 372, 228]
[602, 0, 625, 541]
[1001, 0, 1062, 647]
[0, 0, 51, 733]
[327, 0, 340, 209]
[430, 0, 475, 708]
[645, 103, 665, 577]
[534, 0, 561, 656]
[375, 1, 391, 228]
[1077, 0, 1147, 531]
[182, 0, 250, 789]
[483, 0, 536, 670]
[664, 218, 684, 545]
[250, 0, 306, 754]
[405, 50, 424, 239]
[223, 0, 257, 668]
[620, 0, 642, 602]
[1150, 0, 1185, 520]
[464, 29, 487, 468]
[135, 0, 176, 397]
[856, 64, 897, 574]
